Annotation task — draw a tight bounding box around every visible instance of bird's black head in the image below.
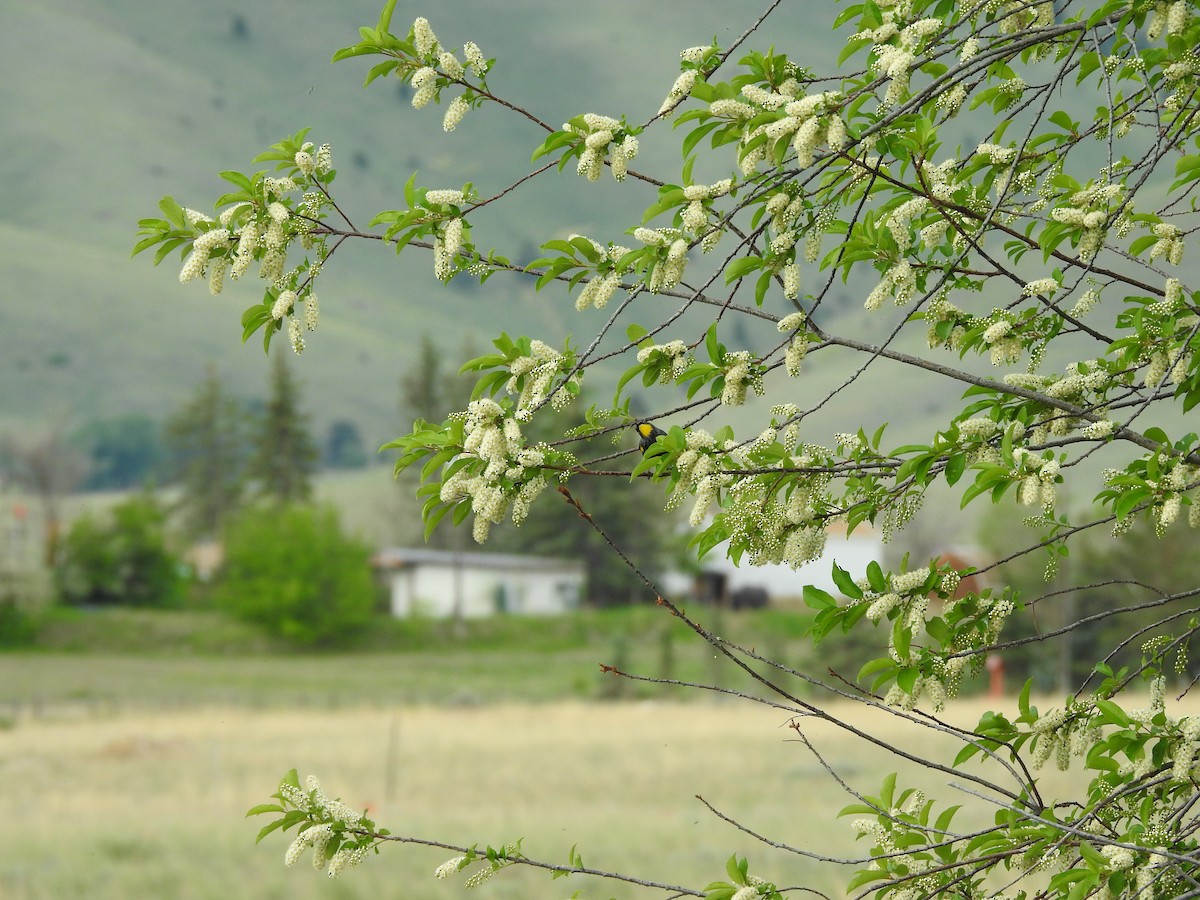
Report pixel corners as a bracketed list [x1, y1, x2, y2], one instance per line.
[635, 422, 666, 453]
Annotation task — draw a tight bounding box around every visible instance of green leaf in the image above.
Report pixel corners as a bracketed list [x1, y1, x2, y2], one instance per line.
[858, 656, 896, 683]
[831, 563, 863, 599]
[704, 323, 721, 363]
[723, 255, 762, 284]
[158, 195, 185, 228]
[219, 170, 254, 192]
[614, 363, 647, 405]
[152, 237, 186, 265]
[254, 817, 289, 844]
[866, 560, 886, 593]
[954, 743, 982, 766]
[944, 452, 966, 486]
[1095, 699, 1131, 727]
[725, 854, 745, 884]
[803, 585, 838, 610]
[845, 868, 891, 891]
[377, 0, 398, 32]
[246, 803, 285, 817]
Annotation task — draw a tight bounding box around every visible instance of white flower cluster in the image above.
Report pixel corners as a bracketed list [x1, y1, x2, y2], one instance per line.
[637, 340, 690, 382]
[1140, 341, 1192, 390]
[405, 19, 487, 130]
[660, 429, 723, 524]
[1071, 288, 1100, 318]
[873, 45, 916, 106]
[433, 849, 518, 889]
[178, 227, 233, 285]
[433, 216, 464, 281]
[957, 417, 1000, 441]
[1012, 448, 1060, 508]
[744, 90, 847, 172]
[721, 350, 763, 406]
[778, 313, 810, 376]
[411, 66, 437, 108]
[779, 263, 800, 300]
[435, 856, 466, 879]
[278, 776, 368, 877]
[184, 154, 329, 307]
[440, 399, 549, 542]
[425, 189, 465, 206]
[853, 7, 943, 106]
[1148, 222, 1186, 265]
[1173, 716, 1200, 780]
[717, 442, 832, 570]
[887, 197, 930, 251]
[463, 42, 487, 75]
[975, 142, 1016, 167]
[865, 260, 916, 309]
[1050, 182, 1124, 261]
[994, 0, 1054, 35]
[731, 882, 770, 900]
[1149, 1, 1191, 39]
[709, 99, 757, 121]
[1028, 703, 1098, 771]
[925, 295, 967, 349]
[442, 95, 469, 132]
[1023, 277, 1060, 297]
[505, 339, 576, 420]
[1081, 418, 1115, 439]
[634, 227, 688, 291]
[765, 190, 804, 233]
[680, 178, 734, 235]
[566, 114, 639, 182]
[659, 68, 698, 116]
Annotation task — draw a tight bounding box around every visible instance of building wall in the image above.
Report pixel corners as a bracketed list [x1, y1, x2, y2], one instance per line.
[660, 529, 886, 603]
[389, 562, 583, 618]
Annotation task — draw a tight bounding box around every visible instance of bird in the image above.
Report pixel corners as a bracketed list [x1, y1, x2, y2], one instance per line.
[635, 421, 666, 454]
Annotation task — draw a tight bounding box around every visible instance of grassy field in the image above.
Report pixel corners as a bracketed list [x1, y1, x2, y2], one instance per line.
[0, 609, 1170, 898]
[3, 603, 829, 708]
[2, 618, 1174, 900]
[0, 687, 1115, 900]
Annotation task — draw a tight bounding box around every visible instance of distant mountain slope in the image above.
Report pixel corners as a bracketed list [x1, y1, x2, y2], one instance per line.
[0, 1, 1137, 458]
[6, 1, 843, 448]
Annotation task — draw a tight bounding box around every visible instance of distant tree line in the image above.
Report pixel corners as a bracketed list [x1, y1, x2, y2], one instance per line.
[68, 357, 370, 496]
[1, 349, 374, 646]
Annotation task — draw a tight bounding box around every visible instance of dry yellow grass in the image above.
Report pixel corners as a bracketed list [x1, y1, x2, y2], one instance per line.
[0, 695, 1174, 899]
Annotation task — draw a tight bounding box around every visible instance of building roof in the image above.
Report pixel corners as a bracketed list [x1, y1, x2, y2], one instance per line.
[373, 547, 585, 575]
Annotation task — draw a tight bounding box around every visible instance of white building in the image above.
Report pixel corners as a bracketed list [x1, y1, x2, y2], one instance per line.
[661, 523, 885, 604]
[374, 548, 585, 619]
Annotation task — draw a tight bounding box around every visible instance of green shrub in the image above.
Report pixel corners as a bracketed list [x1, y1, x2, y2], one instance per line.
[215, 503, 375, 646]
[56, 492, 183, 608]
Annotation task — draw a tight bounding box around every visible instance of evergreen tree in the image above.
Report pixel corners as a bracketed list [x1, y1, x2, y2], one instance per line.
[323, 420, 368, 469]
[75, 415, 166, 490]
[249, 348, 318, 503]
[398, 334, 474, 427]
[166, 365, 248, 539]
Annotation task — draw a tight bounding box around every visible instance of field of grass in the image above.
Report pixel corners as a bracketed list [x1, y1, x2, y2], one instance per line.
[3, 605, 1180, 900]
[1, 682, 1120, 900]
[1, 604, 820, 710]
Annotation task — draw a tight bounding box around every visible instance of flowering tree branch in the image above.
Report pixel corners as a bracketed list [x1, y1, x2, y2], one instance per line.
[140, 0, 1200, 895]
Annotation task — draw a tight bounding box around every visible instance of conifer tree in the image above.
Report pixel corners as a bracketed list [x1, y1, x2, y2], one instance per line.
[166, 365, 247, 538]
[249, 348, 318, 503]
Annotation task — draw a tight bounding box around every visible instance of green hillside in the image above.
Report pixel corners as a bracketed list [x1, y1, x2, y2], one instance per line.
[0, 2, 836, 446]
[1, 1, 1150, 459]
